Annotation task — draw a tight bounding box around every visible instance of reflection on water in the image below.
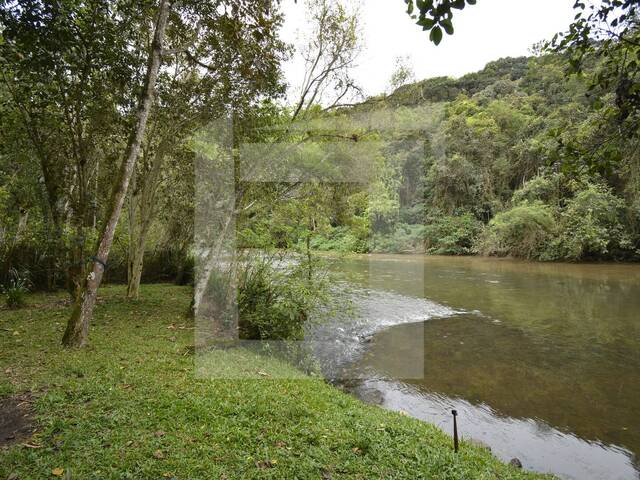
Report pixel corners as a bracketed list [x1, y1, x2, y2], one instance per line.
[322, 254, 640, 480]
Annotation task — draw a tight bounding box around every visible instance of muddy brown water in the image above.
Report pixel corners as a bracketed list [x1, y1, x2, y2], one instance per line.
[320, 254, 640, 480]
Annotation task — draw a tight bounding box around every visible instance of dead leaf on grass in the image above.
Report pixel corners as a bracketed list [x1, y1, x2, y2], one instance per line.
[255, 459, 276, 469]
[22, 442, 41, 449]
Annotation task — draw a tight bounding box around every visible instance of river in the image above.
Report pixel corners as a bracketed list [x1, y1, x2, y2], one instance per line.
[313, 254, 640, 480]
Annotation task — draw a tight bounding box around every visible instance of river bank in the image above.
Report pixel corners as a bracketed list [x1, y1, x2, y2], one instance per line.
[0, 284, 544, 479]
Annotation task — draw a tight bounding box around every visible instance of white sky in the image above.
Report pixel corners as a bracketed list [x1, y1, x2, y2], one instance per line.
[280, 0, 577, 100]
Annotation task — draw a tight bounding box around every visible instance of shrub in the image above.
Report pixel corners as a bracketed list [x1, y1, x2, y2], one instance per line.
[424, 213, 482, 255]
[480, 202, 556, 259]
[512, 174, 561, 205]
[2, 268, 30, 309]
[237, 255, 329, 341]
[555, 184, 631, 260]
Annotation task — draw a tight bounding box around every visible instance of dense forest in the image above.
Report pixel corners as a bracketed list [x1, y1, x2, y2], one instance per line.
[238, 53, 640, 262]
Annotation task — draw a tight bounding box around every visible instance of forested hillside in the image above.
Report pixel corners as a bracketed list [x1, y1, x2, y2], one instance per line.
[241, 54, 640, 261]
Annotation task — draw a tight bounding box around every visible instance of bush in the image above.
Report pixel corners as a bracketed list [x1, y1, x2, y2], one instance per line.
[2, 268, 30, 308]
[480, 202, 556, 259]
[237, 255, 329, 341]
[424, 213, 482, 255]
[554, 184, 631, 260]
[512, 174, 561, 205]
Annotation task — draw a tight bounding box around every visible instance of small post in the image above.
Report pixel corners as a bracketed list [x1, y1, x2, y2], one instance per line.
[452, 409, 459, 453]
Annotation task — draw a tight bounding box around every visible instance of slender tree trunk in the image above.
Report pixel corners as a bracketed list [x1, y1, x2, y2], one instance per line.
[126, 147, 167, 299]
[63, 0, 172, 347]
[127, 171, 138, 295]
[14, 209, 29, 243]
[126, 210, 153, 299]
[126, 246, 145, 298]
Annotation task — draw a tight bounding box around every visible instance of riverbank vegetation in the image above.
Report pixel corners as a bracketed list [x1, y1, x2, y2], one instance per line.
[0, 284, 547, 479]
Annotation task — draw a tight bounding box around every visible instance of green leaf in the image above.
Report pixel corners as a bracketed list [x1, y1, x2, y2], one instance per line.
[430, 25, 443, 45]
[417, 17, 436, 29]
[441, 19, 454, 35]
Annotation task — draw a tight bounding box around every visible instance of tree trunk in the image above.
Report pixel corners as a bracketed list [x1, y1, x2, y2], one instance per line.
[63, 0, 172, 347]
[126, 146, 167, 299]
[126, 170, 138, 296]
[126, 208, 152, 300]
[126, 247, 145, 298]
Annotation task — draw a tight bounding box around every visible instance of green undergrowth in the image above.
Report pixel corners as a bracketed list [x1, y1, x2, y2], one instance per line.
[0, 284, 550, 479]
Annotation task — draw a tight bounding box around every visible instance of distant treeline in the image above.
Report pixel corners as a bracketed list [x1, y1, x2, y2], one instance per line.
[238, 55, 640, 261]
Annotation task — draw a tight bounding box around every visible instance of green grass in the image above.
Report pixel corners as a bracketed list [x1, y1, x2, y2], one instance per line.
[0, 284, 550, 479]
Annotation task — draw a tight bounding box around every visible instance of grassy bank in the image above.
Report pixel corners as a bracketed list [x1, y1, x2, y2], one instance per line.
[1, 284, 549, 479]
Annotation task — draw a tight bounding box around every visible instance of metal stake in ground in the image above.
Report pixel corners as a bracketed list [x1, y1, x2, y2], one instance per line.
[452, 409, 459, 453]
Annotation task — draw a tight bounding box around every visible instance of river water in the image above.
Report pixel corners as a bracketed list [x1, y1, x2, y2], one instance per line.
[315, 254, 640, 480]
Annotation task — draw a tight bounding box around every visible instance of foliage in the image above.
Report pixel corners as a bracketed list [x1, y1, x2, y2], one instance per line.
[237, 51, 639, 262]
[480, 203, 557, 260]
[424, 213, 482, 255]
[546, 1, 640, 173]
[554, 183, 632, 260]
[237, 254, 329, 341]
[370, 223, 426, 253]
[549, 1, 640, 123]
[511, 174, 562, 206]
[2, 268, 30, 309]
[310, 226, 370, 253]
[403, 0, 478, 45]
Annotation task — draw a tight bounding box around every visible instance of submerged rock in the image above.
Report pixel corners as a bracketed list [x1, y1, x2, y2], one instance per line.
[357, 387, 384, 405]
[509, 458, 523, 469]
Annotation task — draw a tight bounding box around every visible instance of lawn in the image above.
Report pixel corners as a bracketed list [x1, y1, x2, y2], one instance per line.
[0, 284, 550, 479]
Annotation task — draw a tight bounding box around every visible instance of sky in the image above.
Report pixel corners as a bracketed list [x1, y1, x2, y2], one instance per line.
[279, 0, 578, 100]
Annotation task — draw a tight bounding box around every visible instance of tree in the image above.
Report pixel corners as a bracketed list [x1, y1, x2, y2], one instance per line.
[0, 0, 153, 296]
[124, 2, 287, 299]
[549, 1, 640, 122]
[292, 0, 363, 119]
[388, 55, 416, 93]
[62, 0, 173, 346]
[1, 0, 288, 345]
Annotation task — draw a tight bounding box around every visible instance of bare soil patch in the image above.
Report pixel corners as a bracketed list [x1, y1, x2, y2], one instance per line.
[0, 393, 35, 448]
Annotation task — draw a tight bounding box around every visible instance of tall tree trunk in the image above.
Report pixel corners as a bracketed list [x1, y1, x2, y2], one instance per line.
[62, 0, 172, 347]
[126, 170, 138, 296]
[126, 146, 167, 299]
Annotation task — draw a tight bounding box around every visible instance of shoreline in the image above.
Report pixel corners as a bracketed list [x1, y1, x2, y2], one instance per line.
[0, 284, 548, 479]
